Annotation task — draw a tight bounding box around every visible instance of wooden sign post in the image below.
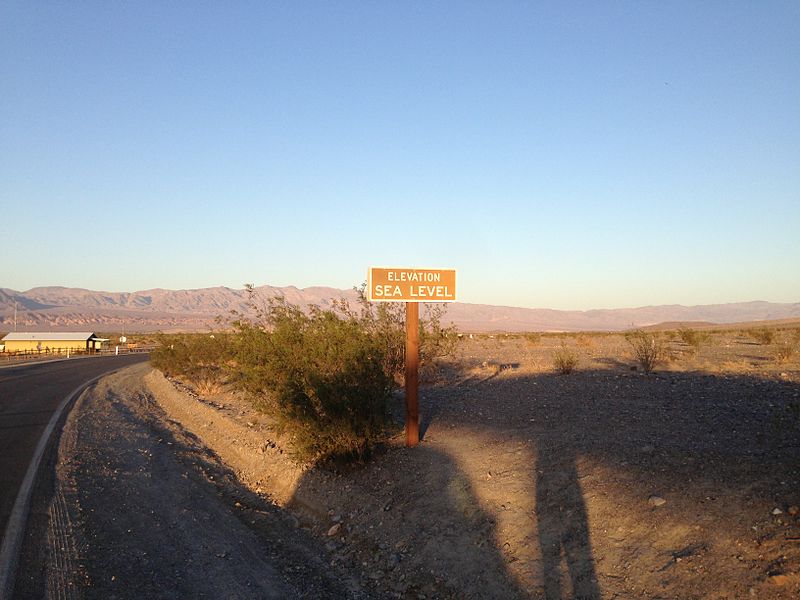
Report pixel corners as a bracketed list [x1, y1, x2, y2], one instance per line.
[368, 267, 457, 447]
[404, 301, 420, 447]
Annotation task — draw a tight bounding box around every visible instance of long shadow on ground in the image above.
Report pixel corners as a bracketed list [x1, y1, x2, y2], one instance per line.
[413, 369, 800, 598]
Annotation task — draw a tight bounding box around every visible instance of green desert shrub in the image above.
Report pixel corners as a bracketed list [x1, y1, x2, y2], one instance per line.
[234, 298, 394, 465]
[151, 283, 458, 466]
[232, 284, 458, 465]
[349, 284, 459, 383]
[150, 332, 233, 387]
[625, 330, 665, 374]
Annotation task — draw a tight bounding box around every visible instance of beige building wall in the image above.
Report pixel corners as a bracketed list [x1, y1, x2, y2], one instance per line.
[3, 338, 92, 352]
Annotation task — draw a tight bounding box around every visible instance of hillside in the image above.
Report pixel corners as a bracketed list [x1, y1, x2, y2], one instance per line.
[1, 285, 798, 333]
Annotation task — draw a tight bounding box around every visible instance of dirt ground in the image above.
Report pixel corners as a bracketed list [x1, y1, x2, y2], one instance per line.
[20, 329, 800, 599]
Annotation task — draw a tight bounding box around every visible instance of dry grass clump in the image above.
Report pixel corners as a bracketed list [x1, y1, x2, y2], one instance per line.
[774, 339, 797, 364]
[750, 327, 776, 345]
[523, 332, 541, 346]
[719, 359, 754, 374]
[552, 343, 578, 374]
[196, 377, 224, 396]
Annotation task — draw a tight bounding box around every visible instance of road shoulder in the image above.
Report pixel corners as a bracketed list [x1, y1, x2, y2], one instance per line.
[14, 363, 369, 599]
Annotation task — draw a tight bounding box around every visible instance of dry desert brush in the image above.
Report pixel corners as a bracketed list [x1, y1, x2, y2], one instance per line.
[750, 327, 776, 345]
[523, 332, 541, 346]
[677, 327, 707, 354]
[625, 329, 665, 374]
[774, 338, 797, 364]
[552, 343, 578, 374]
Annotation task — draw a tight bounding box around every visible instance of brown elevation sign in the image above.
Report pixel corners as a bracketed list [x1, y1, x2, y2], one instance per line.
[367, 267, 457, 302]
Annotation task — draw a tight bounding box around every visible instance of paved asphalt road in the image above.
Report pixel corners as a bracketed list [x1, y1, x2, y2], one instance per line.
[0, 354, 149, 537]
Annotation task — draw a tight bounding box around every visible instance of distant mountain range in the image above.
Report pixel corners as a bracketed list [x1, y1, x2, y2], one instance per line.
[1, 285, 798, 333]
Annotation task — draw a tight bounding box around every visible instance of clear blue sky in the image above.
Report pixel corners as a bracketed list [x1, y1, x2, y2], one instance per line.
[1, 2, 798, 310]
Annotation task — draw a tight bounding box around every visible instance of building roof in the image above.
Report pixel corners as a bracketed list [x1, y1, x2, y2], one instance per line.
[1, 332, 99, 342]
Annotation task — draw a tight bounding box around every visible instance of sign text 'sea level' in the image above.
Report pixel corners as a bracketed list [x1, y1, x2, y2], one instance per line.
[367, 267, 457, 302]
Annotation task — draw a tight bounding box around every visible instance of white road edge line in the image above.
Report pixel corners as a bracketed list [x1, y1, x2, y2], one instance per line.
[0, 370, 116, 599]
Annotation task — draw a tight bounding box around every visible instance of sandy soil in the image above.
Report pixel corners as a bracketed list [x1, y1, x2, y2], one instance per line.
[22, 330, 800, 599]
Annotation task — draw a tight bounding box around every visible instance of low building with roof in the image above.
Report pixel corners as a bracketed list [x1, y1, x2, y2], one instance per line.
[0, 332, 109, 353]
